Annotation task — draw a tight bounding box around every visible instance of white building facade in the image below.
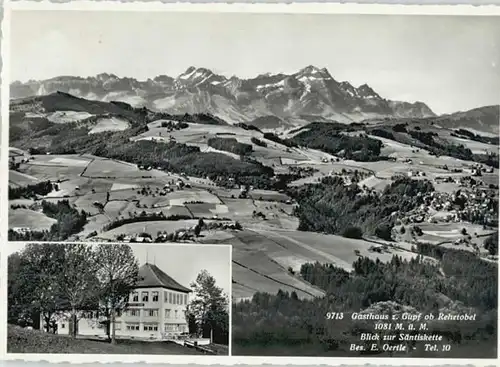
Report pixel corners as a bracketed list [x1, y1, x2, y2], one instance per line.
[49, 263, 192, 340]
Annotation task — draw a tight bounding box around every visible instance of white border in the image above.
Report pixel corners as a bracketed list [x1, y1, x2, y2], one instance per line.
[1, 0, 499, 364]
[0, 0, 12, 361]
[5, 0, 500, 15]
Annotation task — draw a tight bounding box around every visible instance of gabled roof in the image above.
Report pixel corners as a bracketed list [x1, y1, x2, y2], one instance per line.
[136, 263, 191, 293]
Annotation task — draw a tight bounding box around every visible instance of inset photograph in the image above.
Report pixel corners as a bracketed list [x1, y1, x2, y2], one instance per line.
[6, 242, 230, 355]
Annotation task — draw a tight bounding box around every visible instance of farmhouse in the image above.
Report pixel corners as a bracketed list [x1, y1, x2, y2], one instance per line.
[45, 263, 191, 340]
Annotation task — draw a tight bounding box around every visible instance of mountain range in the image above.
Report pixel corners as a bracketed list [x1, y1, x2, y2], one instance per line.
[10, 66, 436, 127]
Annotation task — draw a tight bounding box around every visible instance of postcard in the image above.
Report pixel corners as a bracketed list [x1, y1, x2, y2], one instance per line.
[5, 241, 231, 357]
[1, 0, 499, 364]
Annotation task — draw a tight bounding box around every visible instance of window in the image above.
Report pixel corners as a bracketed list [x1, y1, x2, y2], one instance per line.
[164, 291, 168, 302]
[144, 324, 158, 331]
[142, 291, 149, 302]
[128, 309, 140, 317]
[147, 309, 158, 317]
[132, 292, 139, 302]
[184, 294, 188, 305]
[177, 294, 181, 304]
[114, 323, 121, 330]
[168, 292, 172, 304]
[174, 310, 178, 319]
[61, 323, 65, 329]
[126, 324, 140, 331]
[167, 324, 179, 332]
[152, 291, 159, 302]
[164, 324, 174, 331]
[165, 309, 171, 318]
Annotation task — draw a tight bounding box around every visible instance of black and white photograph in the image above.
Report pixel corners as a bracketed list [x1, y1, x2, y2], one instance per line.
[4, 2, 500, 361]
[6, 242, 231, 355]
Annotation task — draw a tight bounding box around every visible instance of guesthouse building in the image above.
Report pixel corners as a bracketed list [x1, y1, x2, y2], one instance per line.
[46, 263, 192, 340]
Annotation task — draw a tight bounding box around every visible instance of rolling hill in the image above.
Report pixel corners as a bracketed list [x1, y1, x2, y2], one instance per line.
[433, 105, 500, 135]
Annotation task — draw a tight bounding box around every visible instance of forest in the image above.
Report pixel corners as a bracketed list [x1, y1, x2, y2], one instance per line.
[250, 137, 268, 147]
[9, 181, 54, 199]
[289, 122, 385, 161]
[233, 246, 497, 357]
[289, 176, 434, 238]
[207, 137, 253, 156]
[451, 129, 500, 145]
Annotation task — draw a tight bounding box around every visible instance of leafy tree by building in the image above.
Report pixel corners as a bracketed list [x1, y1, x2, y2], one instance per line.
[93, 244, 140, 344]
[188, 270, 229, 345]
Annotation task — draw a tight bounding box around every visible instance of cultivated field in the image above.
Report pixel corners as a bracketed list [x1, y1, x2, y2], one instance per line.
[8, 108, 499, 303]
[9, 209, 57, 231]
[89, 116, 131, 134]
[200, 228, 422, 301]
[47, 111, 94, 124]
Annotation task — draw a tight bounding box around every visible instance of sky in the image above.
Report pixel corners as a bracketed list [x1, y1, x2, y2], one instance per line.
[10, 10, 500, 114]
[7, 242, 231, 295]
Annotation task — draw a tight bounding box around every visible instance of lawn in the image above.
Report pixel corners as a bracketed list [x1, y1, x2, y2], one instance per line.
[248, 190, 290, 202]
[9, 208, 57, 231]
[83, 158, 139, 177]
[21, 163, 88, 181]
[220, 228, 422, 300]
[89, 116, 130, 134]
[7, 325, 204, 355]
[186, 203, 229, 218]
[165, 189, 222, 206]
[47, 111, 94, 123]
[9, 170, 40, 187]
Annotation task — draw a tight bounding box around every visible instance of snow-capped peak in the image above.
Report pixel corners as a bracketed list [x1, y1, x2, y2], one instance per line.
[176, 67, 227, 87]
[356, 83, 381, 99]
[178, 66, 198, 80]
[96, 73, 118, 82]
[339, 81, 359, 98]
[299, 65, 322, 74]
[295, 65, 333, 83]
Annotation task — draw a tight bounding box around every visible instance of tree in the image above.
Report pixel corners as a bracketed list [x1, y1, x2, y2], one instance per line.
[342, 226, 363, 239]
[186, 310, 198, 336]
[93, 244, 139, 344]
[8, 252, 30, 326]
[484, 233, 498, 256]
[375, 224, 393, 241]
[188, 270, 229, 345]
[194, 225, 201, 237]
[58, 244, 99, 338]
[9, 244, 67, 331]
